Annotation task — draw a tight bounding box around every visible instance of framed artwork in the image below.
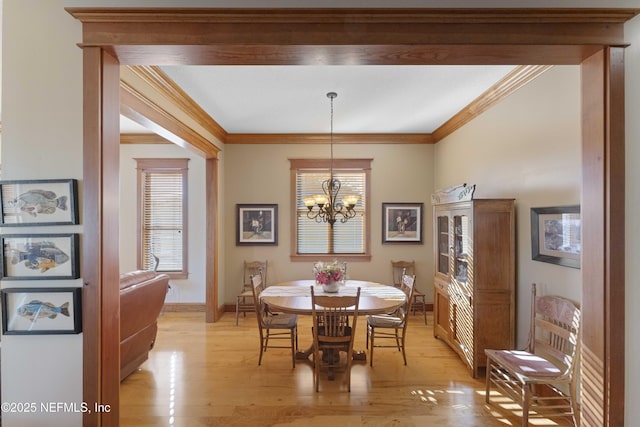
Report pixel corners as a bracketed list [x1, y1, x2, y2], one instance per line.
[1, 287, 82, 335]
[382, 202, 424, 244]
[0, 179, 79, 226]
[236, 204, 278, 246]
[1, 234, 80, 280]
[531, 205, 581, 269]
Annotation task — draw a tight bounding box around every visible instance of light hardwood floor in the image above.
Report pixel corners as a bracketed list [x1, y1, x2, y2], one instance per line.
[120, 312, 573, 426]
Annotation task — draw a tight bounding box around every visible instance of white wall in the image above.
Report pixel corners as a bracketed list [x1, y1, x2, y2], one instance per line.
[1, 1, 83, 425]
[119, 143, 208, 303]
[222, 143, 434, 305]
[625, 13, 640, 426]
[434, 66, 582, 347]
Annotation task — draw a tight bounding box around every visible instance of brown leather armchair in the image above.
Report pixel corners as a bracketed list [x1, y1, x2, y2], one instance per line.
[119, 270, 170, 381]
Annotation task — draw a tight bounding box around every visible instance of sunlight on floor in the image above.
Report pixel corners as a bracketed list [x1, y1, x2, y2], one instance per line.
[168, 351, 177, 426]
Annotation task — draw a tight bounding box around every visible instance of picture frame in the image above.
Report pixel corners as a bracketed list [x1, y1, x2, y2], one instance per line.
[1, 287, 82, 335]
[531, 205, 581, 269]
[0, 179, 79, 226]
[382, 202, 424, 244]
[1, 234, 80, 280]
[236, 204, 278, 246]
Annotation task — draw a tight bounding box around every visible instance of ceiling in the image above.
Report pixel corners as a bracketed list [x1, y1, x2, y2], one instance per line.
[120, 65, 518, 135]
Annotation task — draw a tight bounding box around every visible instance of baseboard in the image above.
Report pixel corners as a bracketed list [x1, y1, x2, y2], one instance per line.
[163, 303, 206, 312]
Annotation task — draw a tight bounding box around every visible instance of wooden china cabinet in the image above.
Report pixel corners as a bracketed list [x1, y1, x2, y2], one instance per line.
[433, 198, 515, 378]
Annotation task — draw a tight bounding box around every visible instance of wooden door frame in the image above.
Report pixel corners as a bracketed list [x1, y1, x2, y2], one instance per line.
[68, 8, 636, 426]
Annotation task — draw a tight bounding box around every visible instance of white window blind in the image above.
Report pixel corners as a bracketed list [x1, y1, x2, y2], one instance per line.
[136, 158, 188, 276]
[293, 160, 369, 255]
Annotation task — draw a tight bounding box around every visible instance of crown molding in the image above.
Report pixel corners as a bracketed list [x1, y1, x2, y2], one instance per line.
[120, 79, 220, 158]
[432, 64, 551, 142]
[68, 8, 640, 24]
[225, 133, 433, 144]
[122, 65, 547, 146]
[125, 65, 227, 142]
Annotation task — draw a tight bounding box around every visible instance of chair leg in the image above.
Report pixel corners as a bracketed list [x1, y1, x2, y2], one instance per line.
[522, 384, 530, 427]
[258, 333, 265, 366]
[366, 324, 370, 349]
[395, 329, 402, 352]
[399, 328, 407, 365]
[346, 352, 352, 392]
[235, 299, 240, 326]
[314, 347, 320, 392]
[290, 328, 296, 368]
[422, 299, 427, 325]
[369, 328, 375, 367]
[400, 338, 407, 365]
[485, 358, 492, 404]
[569, 380, 579, 427]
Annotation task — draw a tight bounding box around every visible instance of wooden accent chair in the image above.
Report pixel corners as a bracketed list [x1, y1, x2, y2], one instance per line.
[485, 283, 581, 427]
[391, 260, 426, 324]
[235, 260, 267, 325]
[310, 286, 361, 392]
[250, 273, 298, 368]
[366, 273, 416, 366]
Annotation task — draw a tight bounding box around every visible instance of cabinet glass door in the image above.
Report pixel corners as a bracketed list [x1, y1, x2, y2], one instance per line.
[436, 215, 450, 276]
[453, 214, 470, 284]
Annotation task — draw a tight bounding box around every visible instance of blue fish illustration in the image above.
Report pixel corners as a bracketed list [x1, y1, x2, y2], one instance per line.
[8, 189, 68, 217]
[17, 300, 70, 322]
[7, 241, 70, 273]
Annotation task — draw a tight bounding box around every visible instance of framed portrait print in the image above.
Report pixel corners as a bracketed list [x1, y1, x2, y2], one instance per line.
[1, 287, 82, 335]
[0, 179, 79, 226]
[382, 202, 424, 244]
[1, 234, 80, 280]
[531, 205, 581, 269]
[236, 204, 278, 246]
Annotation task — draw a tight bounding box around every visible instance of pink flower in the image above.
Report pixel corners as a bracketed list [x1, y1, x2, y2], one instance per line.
[316, 271, 330, 285]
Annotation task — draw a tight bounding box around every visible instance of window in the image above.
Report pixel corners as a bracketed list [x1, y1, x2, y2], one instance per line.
[291, 159, 371, 260]
[136, 158, 189, 278]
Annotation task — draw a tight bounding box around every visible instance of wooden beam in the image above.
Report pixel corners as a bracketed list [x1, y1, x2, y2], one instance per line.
[120, 133, 171, 144]
[119, 67, 222, 158]
[82, 47, 120, 427]
[67, 8, 635, 66]
[206, 158, 219, 323]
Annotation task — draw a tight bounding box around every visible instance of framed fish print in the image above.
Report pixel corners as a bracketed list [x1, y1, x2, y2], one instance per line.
[382, 202, 424, 244]
[0, 179, 79, 226]
[236, 204, 278, 245]
[1, 287, 82, 335]
[0, 234, 80, 280]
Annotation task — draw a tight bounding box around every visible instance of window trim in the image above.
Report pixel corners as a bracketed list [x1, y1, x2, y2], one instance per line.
[290, 158, 372, 262]
[136, 158, 189, 279]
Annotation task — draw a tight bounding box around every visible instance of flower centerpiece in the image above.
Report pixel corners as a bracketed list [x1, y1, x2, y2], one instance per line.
[313, 260, 345, 293]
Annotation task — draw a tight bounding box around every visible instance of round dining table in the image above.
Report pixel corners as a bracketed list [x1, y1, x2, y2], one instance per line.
[260, 279, 407, 363]
[260, 279, 407, 315]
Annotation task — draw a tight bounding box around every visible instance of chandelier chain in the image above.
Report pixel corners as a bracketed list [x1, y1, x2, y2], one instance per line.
[302, 91, 359, 227]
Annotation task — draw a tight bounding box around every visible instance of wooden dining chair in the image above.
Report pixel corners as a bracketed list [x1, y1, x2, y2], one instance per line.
[250, 273, 298, 368]
[235, 260, 267, 325]
[310, 286, 361, 392]
[366, 273, 415, 366]
[485, 283, 581, 427]
[391, 260, 426, 324]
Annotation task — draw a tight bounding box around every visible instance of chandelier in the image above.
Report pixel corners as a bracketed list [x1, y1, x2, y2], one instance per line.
[303, 92, 359, 226]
